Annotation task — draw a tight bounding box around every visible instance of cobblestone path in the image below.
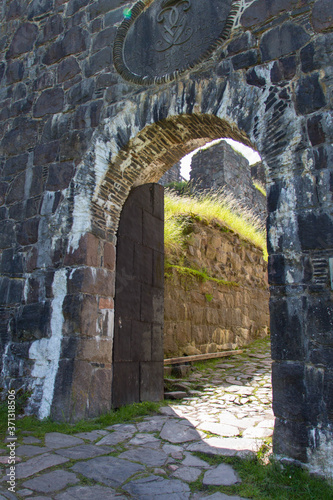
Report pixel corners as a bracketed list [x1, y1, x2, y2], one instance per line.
[1, 339, 272, 499]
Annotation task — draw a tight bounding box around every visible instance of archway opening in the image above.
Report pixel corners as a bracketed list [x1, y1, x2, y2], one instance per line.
[109, 114, 270, 416]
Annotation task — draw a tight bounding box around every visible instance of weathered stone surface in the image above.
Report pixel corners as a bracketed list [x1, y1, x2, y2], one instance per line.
[1, 0, 333, 476]
[119, 447, 168, 466]
[296, 73, 326, 115]
[71, 456, 144, 487]
[22, 470, 79, 493]
[311, 0, 333, 33]
[16, 445, 49, 457]
[13, 453, 69, 479]
[123, 475, 190, 499]
[160, 420, 201, 443]
[55, 444, 112, 459]
[44, 433, 84, 449]
[6, 23, 38, 59]
[55, 485, 127, 500]
[197, 422, 240, 438]
[172, 466, 202, 482]
[260, 23, 310, 62]
[203, 463, 241, 486]
[33, 88, 64, 118]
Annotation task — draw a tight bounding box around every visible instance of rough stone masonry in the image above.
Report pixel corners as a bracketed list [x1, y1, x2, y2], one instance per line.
[0, 0, 333, 477]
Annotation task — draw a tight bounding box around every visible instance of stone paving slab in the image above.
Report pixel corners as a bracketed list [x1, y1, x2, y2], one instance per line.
[182, 452, 211, 468]
[73, 430, 109, 441]
[3, 340, 272, 499]
[95, 430, 134, 446]
[118, 446, 168, 467]
[55, 485, 127, 499]
[123, 474, 191, 499]
[128, 432, 161, 446]
[8, 453, 69, 480]
[22, 437, 41, 445]
[197, 422, 240, 437]
[55, 444, 114, 459]
[203, 463, 241, 486]
[71, 456, 144, 487]
[171, 465, 202, 482]
[16, 445, 50, 458]
[22, 470, 79, 493]
[44, 433, 84, 449]
[160, 420, 201, 443]
[137, 416, 169, 432]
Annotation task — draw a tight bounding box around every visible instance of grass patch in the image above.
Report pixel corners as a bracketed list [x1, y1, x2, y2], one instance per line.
[164, 189, 267, 260]
[165, 262, 239, 287]
[253, 180, 267, 197]
[0, 400, 161, 442]
[192, 453, 333, 499]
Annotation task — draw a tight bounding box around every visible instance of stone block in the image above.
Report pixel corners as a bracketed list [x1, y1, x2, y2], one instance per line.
[33, 88, 64, 118]
[241, 0, 307, 28]
[232, 49, 258, 70]
[65, 233, 100, 267]
[34, 141, 60, 165]
[298, 211, 333, 249]
[77, 337, 112, 364]
[273, 418, 309, 462]
[270, 297, 306, 361]
[3, 154, 28, 180]
[63, 293, 98, 336]
[272, 361, 306, 421]
[67, 79, 95, 107]
[41, 14, 64, 42]
[88, 0, 126, 19]
[46, 162, 74, 191]
[0, 248, 23, 275]
[87, 367, 112, 417]
[5, 60, 24, 83]
[311, 0, 333, 33]
[1, 118, 38, 155]
[14, 301, 51, 341]
[84, 47, 112, 77]
[296, 73, 326, 115]
[6, 22, 38, 59]
[17, 217, 39, 246]
[68, 267, 115, 297]
[260, 23, 310, 62]
[307, 115, 325, 146]
[27, 0, 53, 20]
[58, 56, 81, 82]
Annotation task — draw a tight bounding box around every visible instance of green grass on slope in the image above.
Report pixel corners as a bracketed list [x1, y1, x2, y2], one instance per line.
[164, 190, 267, 260]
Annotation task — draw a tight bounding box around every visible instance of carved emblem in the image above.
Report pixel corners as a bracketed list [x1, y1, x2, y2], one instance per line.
[113, 0, 240, 85]
[156, 0, 192, 51]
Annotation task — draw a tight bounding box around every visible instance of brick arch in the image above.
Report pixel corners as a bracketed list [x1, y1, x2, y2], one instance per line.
[91, 113, 255, 239]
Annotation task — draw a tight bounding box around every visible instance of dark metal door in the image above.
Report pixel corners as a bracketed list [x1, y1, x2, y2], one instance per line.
[112, 183, 164, 408]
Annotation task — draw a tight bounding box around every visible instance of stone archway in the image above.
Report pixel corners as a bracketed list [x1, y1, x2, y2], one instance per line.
[1, 0, 333, 475]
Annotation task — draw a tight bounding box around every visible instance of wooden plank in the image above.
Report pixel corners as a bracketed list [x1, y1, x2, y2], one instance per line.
[164, 350, 243, 365]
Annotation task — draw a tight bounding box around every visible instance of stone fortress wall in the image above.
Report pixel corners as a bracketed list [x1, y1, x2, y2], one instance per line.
[164, 219, 269, 358]
[159, 140, 267, 223]
[0, 0, 333, 474]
